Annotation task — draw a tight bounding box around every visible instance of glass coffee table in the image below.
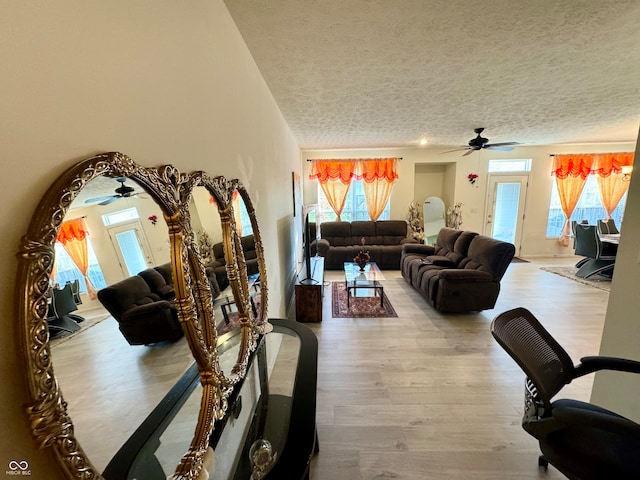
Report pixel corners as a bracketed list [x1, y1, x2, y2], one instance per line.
[344, 262, 385, 308]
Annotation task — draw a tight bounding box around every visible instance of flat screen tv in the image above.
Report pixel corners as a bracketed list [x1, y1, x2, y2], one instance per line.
[300, 204, 318, 284]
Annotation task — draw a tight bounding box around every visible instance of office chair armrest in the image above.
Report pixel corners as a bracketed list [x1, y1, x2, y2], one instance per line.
[574, 356, 640, 378]
[553, 400, 640, 438]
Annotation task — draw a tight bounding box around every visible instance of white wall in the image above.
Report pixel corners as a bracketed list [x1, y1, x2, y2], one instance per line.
[591, 129, 640, 420]
[304, 142, 635, 257]
[0, 1, 301, 475]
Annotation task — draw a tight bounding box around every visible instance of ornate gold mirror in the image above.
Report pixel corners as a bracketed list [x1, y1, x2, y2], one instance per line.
[16, 152, 269, 479]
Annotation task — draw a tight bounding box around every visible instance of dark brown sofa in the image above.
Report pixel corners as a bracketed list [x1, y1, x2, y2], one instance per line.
[205, 234, 259, 293]
[315, 220, 418, 269]
[401, 227, 515, 313]
[98, 263, 184, 345]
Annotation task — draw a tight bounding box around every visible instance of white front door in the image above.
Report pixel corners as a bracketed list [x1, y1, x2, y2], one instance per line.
[107, 221, 154, 277]
[484, 175, 528, 253]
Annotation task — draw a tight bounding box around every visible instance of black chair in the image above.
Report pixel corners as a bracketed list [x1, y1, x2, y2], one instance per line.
[573, 223, 617, 278]
[597, 218, 620, 235]
[68, 278, 82, 304]
[48, 283, 82, 337]
[491, 307, 640, 479]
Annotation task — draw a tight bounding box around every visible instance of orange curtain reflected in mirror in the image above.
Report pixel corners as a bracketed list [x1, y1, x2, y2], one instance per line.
[56, 218, 97, 300]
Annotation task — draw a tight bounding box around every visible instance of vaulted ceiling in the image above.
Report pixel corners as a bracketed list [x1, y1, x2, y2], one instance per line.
[224, 0, 640, 150]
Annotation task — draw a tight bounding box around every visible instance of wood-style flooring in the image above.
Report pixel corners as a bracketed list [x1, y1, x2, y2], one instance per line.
[51, 256, 610, 478]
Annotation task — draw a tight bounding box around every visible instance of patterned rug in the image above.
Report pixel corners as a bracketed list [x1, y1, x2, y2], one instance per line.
[540, 266, 611, 292]
[331, 281, 397, 318]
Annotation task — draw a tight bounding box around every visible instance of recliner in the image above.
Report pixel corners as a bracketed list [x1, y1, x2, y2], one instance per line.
[491, 307, 640, 479]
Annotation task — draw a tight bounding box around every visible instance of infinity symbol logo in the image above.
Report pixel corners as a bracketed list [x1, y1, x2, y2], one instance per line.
[8, 461, 29, 471]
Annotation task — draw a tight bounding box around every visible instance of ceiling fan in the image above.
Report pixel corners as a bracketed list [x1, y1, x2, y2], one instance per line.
[442, 128, 520, 156]
[84, 177, 141, 206]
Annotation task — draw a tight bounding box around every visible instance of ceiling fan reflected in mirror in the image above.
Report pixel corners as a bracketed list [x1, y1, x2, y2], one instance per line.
[84, 177, 144, 206]
[441, 127, 520, 156]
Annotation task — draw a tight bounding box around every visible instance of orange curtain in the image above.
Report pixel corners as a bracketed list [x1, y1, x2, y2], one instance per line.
[309, 160, 358, 220]
[309, 158, 399, 221]
[552, 155, 594, 247]
[593, 153, 633, 219]
[357, 159, 399, 220]
[57, 218, 97, 300]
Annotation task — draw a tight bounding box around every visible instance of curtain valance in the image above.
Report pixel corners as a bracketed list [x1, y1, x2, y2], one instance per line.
[56, 218, 88, 245]
[309, 158, 399, 184]
[552, 153, 634, 179]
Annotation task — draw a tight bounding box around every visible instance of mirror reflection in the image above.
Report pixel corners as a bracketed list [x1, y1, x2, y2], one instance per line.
[49, 174, 195, 472]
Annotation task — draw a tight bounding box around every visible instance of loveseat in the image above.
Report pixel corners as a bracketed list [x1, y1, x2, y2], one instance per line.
[315, 220, 418, 270]
[98, 263, 184, 345]
[401, 227, 515, 313]
[205, 234, 259, 293]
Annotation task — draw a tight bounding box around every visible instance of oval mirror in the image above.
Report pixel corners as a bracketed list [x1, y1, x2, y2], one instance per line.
[47, 173, 198, 473]
[15, 152, 215, 478]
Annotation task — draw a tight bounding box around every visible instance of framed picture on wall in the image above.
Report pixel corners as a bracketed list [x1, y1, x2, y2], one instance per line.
[292, 172, 301, 216]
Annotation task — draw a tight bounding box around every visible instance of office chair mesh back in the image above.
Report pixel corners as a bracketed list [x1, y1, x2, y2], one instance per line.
[491, 307, 575, 413]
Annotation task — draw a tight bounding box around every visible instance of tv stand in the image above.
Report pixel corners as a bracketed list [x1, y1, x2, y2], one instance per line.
[295, 256, 324, 322]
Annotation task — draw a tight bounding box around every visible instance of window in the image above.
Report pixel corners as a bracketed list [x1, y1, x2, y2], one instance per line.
[54, 240, 107, 292]
[102, 207, 139, 226]
[237, 197, 254, 236]
[546, 176, 627, 237]
[316, 180, 390, 223]
[488, 159, 531, 172]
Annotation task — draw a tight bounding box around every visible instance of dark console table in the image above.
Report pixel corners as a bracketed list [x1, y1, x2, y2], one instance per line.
[295, 256, 325, 322]
[103, 319, 318, 479]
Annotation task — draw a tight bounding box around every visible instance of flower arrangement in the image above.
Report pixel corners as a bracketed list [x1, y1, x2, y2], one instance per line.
[148, 214, 158, 226]
[446, 202, 463, 230]
[353, 237, 370, 270]
[407, 201, 425, 241]
[467, 173, 479, 185]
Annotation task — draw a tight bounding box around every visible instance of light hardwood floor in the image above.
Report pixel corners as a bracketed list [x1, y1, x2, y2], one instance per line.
[51, 256, 609, 478]
[307, 257, 609, 480]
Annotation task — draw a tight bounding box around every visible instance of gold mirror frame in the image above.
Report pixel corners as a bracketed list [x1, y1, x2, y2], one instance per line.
[16, 153, 270, 479]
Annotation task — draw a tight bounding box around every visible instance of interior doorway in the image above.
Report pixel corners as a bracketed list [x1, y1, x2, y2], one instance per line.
[107, 221, 154, 277]
[484, 175, 529, 253]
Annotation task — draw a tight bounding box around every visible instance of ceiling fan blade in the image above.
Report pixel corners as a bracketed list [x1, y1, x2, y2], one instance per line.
[440, 147, 470, 154]
[485, 146, 515, 151]
[85, 195, 116, 204]
[462, 149, 475, 156]
[98, 196, 122, 206]
[484, 142, 520, 147]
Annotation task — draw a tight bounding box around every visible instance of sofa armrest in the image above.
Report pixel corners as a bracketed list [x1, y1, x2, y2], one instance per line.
[400, 237, 420, 244]
[316, 238, 331, 256]
[437, 269, 493, 283]
[402, 244, 435, 255]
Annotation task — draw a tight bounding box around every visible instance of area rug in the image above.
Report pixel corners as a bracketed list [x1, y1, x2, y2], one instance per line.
[331, 281, 397, 318]
[540, 266, 611, 292]
[50, 311, 111, 347]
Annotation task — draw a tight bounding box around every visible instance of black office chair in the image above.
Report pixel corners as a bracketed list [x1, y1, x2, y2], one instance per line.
[573, 223, 617, 278]
[491, 307, 640, 479]
[48, 283, 82, 337]
[597, 218, 620, 235]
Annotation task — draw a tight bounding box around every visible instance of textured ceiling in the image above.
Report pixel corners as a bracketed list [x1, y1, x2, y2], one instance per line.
[224, 0, 640, 150]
